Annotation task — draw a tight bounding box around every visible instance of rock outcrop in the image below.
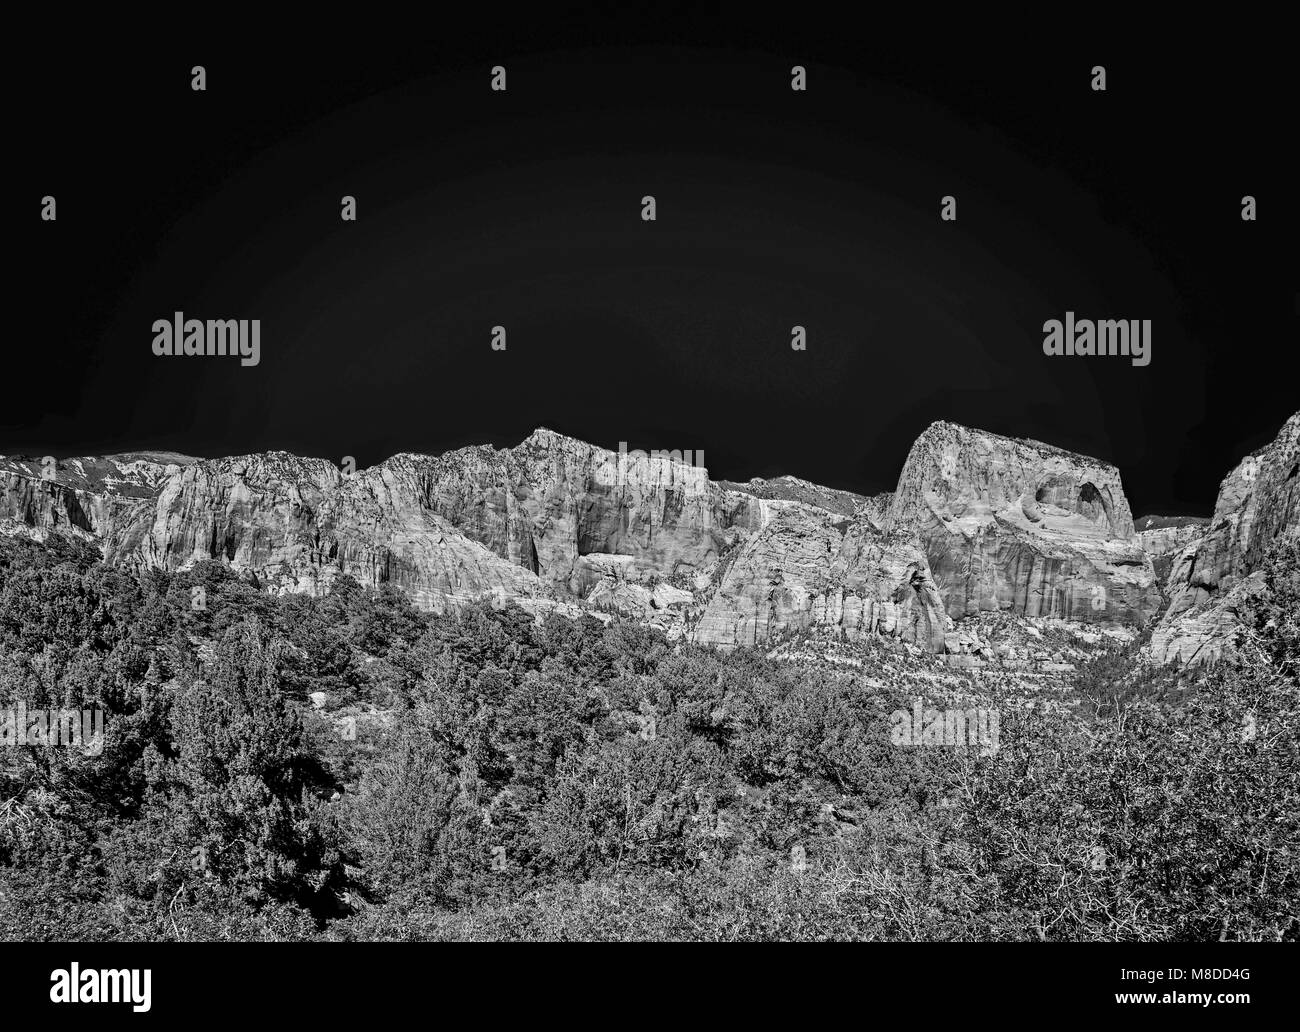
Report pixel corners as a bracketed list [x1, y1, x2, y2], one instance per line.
[3, 433, 767, 620]
[368, 429, 766, 596]
[884, 422, 1161, 627]
[1149, 411, 1300, 664]
[0, 453, 195, 543]
[715, 475, 869, 518]
[1134, 516, 1210, 587]
[689, 500, 947, 650]
[113, 452, 342, 574]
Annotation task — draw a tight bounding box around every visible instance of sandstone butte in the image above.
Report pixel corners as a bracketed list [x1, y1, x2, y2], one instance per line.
[2, 413, 1296, 666]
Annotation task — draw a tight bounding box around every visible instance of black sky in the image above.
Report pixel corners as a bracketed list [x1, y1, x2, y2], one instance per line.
[12, 8, 1298, 518]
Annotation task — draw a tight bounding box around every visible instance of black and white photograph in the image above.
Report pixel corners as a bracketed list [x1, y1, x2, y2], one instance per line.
[4, 5, 1296, 1018]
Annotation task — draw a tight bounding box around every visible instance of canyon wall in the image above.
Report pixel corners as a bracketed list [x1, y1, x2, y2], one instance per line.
[1149, 412, 1300, 664]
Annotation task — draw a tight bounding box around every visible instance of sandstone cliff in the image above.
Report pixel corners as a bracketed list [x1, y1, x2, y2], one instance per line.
[6, 420, 1233, 659]
[0, 453, 194, 546]
[1149, 411, 1300, 664]
[1134, 516, 1210, 587]
[884, 422, 1160, 626]
[689, 499, 947, 650]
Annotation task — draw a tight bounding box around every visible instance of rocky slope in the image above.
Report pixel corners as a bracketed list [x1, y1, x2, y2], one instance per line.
[1149, 411, 1300, 664]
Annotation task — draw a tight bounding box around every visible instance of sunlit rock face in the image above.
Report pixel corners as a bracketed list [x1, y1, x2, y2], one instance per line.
[713, 474, 872, 519]
[114, 452, 343, 576]
[884, 421, 1161, 626]
[352, 429, 766, 595]
[688, 499, 948, 650]
[23, 416, 1280, 659]
[1134, 517, 1210, 587]
[1150, 411, 1299, 665]
[0, 453, 194, 545]
[301, 431, 767, 611]
[0, 433, 768, 615]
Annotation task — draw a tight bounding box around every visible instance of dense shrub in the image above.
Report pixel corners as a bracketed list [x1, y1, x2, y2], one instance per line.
[2, 533, 1296, 941]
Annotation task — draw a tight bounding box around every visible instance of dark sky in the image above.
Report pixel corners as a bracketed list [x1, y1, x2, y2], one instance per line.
[13, 9, 1298, 518]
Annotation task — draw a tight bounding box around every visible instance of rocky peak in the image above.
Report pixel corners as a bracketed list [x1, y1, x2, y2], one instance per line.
[180, 450, 343, 486]
[714, 474, 869, 518]
[884, 421, 1157, 625]
[1151, 411, 1299, 664]
[888, 420, 1135, 539]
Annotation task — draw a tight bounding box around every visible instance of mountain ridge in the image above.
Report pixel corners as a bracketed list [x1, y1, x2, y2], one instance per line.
[5, 413, 1296, 664]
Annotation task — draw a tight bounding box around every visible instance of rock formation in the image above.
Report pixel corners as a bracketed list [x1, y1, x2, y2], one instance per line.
[15, 416, 1269, 661]
[0, 453, 196, 554]
[884, 422, 1161, 626]
[713, 474, 870, 518]
[689, 500, 947, 650]
[1134, 516, 1210, 587]
[1149, 411, 1300, 664]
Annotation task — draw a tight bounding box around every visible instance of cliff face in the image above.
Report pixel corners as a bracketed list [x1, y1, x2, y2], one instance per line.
[689, 500, 947, 650]
[301, 431, 765, 612]
[0, 453, 194, 546]
[14, 418, 1264, 658]
[0, 433, 767, 618]
[1134, 518, 1210, 587]
[884, 422, 1161, 626]
[1150, 412, 1300, 664]
[111, 453, 342, 574]
[389, 429, 766, 594]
